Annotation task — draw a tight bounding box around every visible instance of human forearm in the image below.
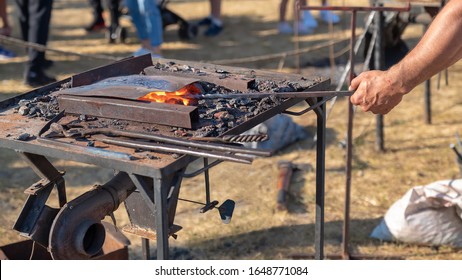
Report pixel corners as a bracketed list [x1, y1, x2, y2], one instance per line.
[0, 0, 8, 28]
[390, 0, 462, 94]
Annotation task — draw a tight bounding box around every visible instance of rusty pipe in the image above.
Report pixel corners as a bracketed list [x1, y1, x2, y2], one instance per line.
[48, 172, 136, 259]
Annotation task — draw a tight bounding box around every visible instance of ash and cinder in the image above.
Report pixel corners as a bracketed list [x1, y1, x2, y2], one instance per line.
[13, 62, 316, 139]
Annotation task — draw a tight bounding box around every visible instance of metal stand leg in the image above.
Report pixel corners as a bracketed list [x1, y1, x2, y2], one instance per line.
[314, 98, 326, 260]
[375, 8, 385, 152]
[154, 176, 169, 260]
[142, 238, 150, 260]
[425, 79, 432, 124]
[128, 170, 185, 260]
[422, 24, 432, 124]
[17, 152, 67, 206]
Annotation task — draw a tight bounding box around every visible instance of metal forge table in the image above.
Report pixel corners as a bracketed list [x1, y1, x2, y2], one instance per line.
[0, 55, 332, 260]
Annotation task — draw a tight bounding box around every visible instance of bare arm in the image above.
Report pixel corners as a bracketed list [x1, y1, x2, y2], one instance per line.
[0, 0, 11, 36]
[349, 0, 462, 114]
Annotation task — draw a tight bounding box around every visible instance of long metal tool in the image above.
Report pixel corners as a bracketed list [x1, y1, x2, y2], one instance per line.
[298, 2, 411, 261]
[99, 137, 254, 164]
[53, 127, 272, 157]
[191, 90, 352, 100]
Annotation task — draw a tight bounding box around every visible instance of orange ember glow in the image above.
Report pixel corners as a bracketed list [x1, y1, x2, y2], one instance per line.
[138, 84, 202, 106]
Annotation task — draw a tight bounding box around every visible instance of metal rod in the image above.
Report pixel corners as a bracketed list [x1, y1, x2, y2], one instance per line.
[456, 132, 462, 151]
[423, 23, 432, 125]
[314, 99, 326, 260]
[142, 238, 150, 260]
[450, 144, 462, 160]
[299, 4, 410, 12]
[425, 79, 432, 124]
[203, 158, 211, 205]
[80, 129, 272, 157]
[100, 138, 254, 164]
[375, 8, 385, 152]
[192, 90, 352, 100]
[342, 9, 357, 261]
[182, 160, 223, 178]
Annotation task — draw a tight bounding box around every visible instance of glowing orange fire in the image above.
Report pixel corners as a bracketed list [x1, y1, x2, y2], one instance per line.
[138, 84, 202, 106]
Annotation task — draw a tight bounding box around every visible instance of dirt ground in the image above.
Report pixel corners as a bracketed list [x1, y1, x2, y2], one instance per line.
[1, 0, 462, 260]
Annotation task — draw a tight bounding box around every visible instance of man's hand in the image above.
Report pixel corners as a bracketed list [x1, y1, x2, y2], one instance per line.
[0, 26, 11, 36]
[349, 70, 407, 115]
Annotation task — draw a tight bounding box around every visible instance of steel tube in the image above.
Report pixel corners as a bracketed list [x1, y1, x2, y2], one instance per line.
[81, 129, 272, 157]
[342, 10, 357, 261]
[49, 172, 136, 259]
[100, 138, 254, 164]
[314, 98, 326, 260]
[375, 9, 385, 152]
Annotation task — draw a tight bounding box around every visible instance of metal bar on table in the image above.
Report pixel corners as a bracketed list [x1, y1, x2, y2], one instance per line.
[194, 90, 352, 100]
[78, 129, 272, 157]
[57, 95, 199, 129]
[100, 138, 254, 164]
[298, 4, 410, 12]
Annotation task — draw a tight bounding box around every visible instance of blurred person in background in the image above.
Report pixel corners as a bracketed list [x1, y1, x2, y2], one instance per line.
[15, 0, 55, 86]
[126, 0, 163, 57]
[0, 0, 16, 60]
[84, 0, 121, 41]
[278, 0, 340, 34]
[197, 0, 223, 36]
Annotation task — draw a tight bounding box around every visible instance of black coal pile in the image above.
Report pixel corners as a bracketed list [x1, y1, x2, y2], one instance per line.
[13, 62, 311, 139]
[14, 95, 60, 120]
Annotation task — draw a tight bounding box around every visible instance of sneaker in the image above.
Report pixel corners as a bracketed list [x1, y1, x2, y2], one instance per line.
[320, 10, 340, 24]
[133, 47, 151, 57]
[197, 17, 212, 26]
[297, 21, 314, 35]
[204, 22, 223, 37]
[25, 71, 57, 87]
[278, 22, 293, 34]
[302, 11, 318, 29]
[0, 46, 15, 60]
[42, 59, 54, 69]
[133, 48, 162, 58]
[85, 17, 106, 32]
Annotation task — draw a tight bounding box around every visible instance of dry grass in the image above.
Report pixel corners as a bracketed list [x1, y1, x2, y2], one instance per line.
[1, 0, 462, 260]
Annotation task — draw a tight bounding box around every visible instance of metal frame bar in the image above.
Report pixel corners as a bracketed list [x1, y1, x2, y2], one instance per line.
[312, 98, 326, 260]
[297, 2, 410, 260]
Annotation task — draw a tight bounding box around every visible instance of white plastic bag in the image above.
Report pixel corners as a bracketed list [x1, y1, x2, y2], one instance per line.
[370, 179, 462, 247]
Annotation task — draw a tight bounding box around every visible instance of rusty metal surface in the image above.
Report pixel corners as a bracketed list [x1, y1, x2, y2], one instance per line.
[61, 75, 200, 100]
[144, 65, 255, 92]
[0, 223, 130, 260]
[58, 95, 199, 129]
[0, 56, 329, 178]
[71, 55, 153, 87]
[49, 172, 135, 260]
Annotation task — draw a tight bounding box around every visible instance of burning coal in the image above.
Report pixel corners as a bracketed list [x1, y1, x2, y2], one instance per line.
[138, 84, 203, 106]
